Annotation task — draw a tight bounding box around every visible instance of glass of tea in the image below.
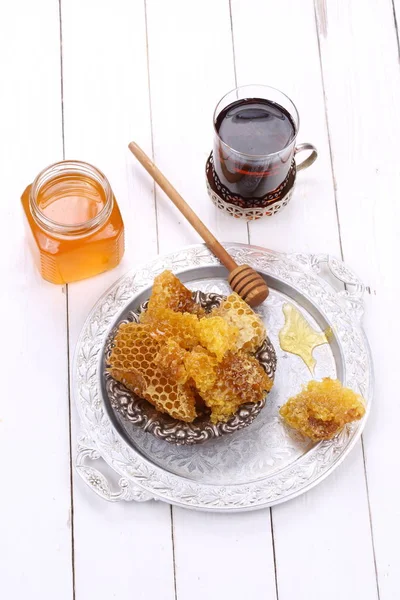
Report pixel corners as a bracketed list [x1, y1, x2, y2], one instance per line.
[206, 84, 317, 219]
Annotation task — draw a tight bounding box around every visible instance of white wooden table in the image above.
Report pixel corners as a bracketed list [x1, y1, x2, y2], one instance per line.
[1, 0, 398, 598]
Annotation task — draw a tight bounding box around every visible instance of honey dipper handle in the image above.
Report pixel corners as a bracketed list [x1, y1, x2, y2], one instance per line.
[128, 142, 238, 272]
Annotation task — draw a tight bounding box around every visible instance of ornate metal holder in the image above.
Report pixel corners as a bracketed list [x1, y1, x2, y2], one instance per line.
[206, 152, 296, 220]
[104, 292, 277, 445]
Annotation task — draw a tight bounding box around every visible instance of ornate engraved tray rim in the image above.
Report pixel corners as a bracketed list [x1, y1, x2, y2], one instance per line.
[73, 243, 373, 511]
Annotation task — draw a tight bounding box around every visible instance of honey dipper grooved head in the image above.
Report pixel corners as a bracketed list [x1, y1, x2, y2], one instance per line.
[228, 264, 269, 307]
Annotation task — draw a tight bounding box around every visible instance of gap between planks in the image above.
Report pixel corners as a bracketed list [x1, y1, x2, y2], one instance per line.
[313, 0, 344, 261]
[228, 0, 251, 246]
[58, 0, 76, 598]
[143, 0, 160, 254]
[391, 0, 400, 63]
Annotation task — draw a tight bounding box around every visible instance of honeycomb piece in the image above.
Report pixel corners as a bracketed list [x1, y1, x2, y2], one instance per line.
[196, 316, 239, 361]
[279, 378, 366, 441]
[202, 351, 273, 423]
[154, 338, 189, 384]
[146, 270, 203, 316]
[142, 307, 200, 349]
[108, 322, 197, 422]
[184, 346, 218, 393]
[213, 292, 266, 352]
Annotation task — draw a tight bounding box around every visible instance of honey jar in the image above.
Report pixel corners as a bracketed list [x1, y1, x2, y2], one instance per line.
[21, 160, 125, 284]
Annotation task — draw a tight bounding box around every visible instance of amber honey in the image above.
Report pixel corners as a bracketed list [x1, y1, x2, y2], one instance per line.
[279, 303, 328, 374]
[21, 161, 124, 284]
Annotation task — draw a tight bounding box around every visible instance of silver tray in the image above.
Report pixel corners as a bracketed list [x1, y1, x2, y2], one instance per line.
[73, 243, 373, 512]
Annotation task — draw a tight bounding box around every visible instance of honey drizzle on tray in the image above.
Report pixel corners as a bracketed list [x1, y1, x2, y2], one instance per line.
[279, 303, 329, 374]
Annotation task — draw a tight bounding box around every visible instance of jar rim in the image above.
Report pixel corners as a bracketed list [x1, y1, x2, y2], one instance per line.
[29, 160, 113, 237]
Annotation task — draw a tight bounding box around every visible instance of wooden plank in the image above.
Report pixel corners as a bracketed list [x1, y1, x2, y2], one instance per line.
[0, 1, 73, 599]
[60, 1, 175, 598]
[172, 509, 277, 600]
[231, 0, 379, 599]
[315, 0, 400, 597]
[146, 0, 249, 252]
[145, 0, 277, 598]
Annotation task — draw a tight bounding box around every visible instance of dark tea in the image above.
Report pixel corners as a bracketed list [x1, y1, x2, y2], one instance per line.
[214, 97, 296, 198]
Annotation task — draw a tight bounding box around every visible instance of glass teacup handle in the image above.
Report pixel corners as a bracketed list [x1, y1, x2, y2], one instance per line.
[295, 143, 318, 171]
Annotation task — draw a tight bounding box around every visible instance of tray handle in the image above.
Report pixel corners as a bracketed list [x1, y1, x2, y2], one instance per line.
[290, 253, 365, 320]
[75, 435, 154, 503]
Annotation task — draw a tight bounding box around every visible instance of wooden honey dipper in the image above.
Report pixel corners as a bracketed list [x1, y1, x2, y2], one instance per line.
[128, 142, 269, 307]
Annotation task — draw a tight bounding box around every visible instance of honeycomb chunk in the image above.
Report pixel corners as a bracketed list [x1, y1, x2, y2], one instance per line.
[212, 292, 266, 352]
[196, 316, 239, 361]
[146, 270, 203, 316]
[202, 351, 273, 423]
[184, 346, 218, 393]
[154, 338, 189, 384]
[141, 307, 200, 349]
[108, 322, 197, 422]
[279, 378, 366, 441]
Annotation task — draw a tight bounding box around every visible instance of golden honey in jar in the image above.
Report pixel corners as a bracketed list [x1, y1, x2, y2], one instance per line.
[21, 161, 124, 284]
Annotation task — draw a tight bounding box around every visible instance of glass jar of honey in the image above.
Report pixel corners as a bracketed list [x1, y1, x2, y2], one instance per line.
[21, 160, 125, 284]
